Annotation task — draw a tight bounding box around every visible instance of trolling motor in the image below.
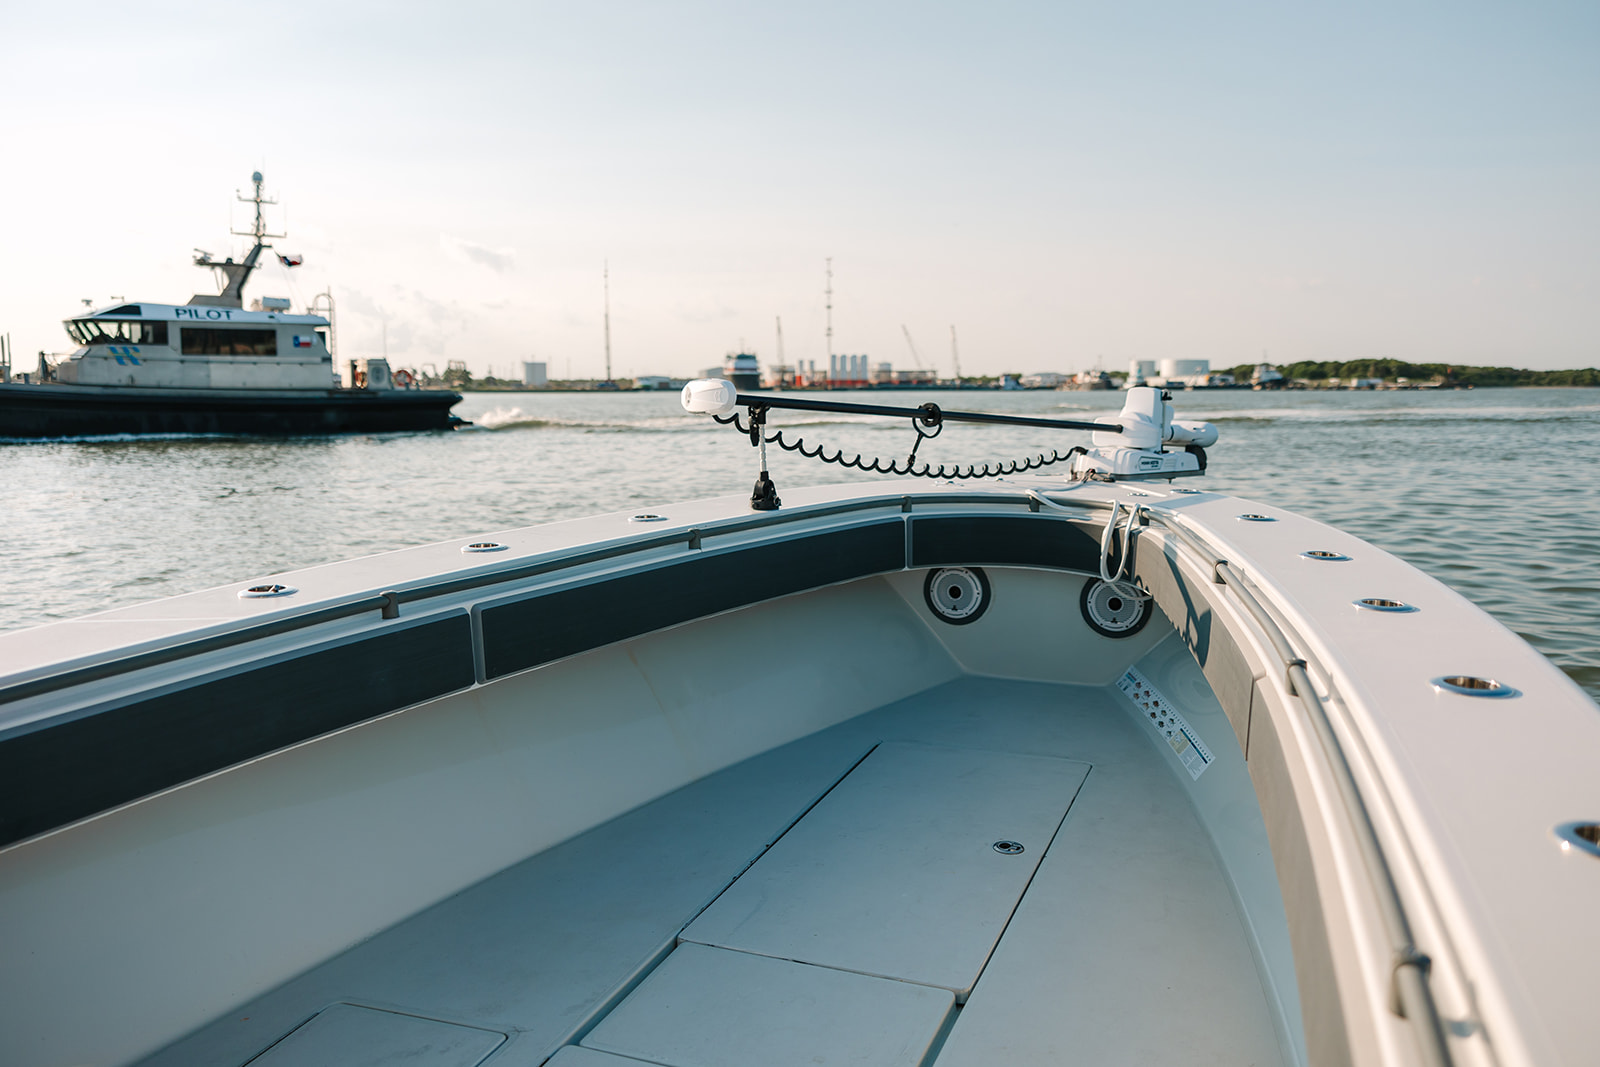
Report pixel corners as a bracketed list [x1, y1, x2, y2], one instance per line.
[681, 379, 1218, 509]
[1071, 387, 1218, 481]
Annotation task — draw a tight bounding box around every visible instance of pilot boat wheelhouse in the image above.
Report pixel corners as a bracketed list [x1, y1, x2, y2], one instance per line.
[59, 302, 334, 391]
[0, 173, 461, 438]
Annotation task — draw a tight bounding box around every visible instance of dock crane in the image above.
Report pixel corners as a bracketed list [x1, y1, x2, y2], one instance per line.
[900, 325, 926, 373]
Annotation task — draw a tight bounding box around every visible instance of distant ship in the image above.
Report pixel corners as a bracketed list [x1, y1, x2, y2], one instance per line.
[1062, 370, 1116, 391]
[723, 352, 760, 391]
[0, 173, 463, 438]
[1252, 364, 1286, 390]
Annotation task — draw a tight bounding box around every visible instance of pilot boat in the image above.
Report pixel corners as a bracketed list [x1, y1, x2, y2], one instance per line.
[0, 173, 462, 438]
[0, 386, 1594, 1067]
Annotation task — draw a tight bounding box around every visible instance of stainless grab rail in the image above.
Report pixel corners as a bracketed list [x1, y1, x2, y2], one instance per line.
[1148, 511, 1453, 1067]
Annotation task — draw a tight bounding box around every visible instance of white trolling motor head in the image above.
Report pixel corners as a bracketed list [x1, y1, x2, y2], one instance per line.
[1071, 386, 1218, 481]
[681, 378, 739, 416]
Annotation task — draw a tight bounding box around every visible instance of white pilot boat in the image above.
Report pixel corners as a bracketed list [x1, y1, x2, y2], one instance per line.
[0, 386, 1594, 1067]
[0, 173, 462, 438]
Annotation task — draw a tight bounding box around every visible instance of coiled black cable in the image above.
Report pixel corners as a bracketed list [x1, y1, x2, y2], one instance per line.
[714, 411, 1086, 479]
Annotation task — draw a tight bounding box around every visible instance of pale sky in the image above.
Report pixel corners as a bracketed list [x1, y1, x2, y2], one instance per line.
[2, 1, 1595, 378]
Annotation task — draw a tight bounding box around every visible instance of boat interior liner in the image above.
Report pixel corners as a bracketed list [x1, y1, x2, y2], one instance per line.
[2, 479, 1597, 1067]
[131, 664, 1288, 1067]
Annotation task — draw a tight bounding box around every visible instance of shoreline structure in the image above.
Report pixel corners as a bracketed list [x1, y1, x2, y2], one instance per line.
[446, 359, 1599, 393]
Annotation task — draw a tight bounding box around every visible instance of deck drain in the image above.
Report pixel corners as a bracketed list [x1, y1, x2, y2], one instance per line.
[1237, 513, 1275, 522]
[1431, 676, 1519, 698]
[238, 583, 297, 599]
[992, 840, 1025, 855]
[629, 513, 668, 522]
[1355, 598, 1417, 613]
[1555, 822, 1600, 859]
[461, 541, 508, 553]
[1302, 550, 1352, 561]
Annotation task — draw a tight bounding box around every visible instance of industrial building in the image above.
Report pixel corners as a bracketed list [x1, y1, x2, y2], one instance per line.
[1127, 358, 1213, 389]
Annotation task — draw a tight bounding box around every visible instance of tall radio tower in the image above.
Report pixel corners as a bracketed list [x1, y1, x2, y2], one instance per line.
[603, 261, 612, 384]
[824, 258, 833, 367]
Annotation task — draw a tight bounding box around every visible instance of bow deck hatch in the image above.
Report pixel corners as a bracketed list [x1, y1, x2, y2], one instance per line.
[580, 943, 955, 1067]
[246, 1003, 504, 1067]
[680, 741, 1091, 999]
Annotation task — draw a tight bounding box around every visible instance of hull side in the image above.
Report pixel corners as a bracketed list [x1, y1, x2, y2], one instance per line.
[0, 384, 462, 437]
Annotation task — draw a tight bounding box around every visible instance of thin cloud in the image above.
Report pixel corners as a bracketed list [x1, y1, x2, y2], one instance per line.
[441, 234, 515, 273]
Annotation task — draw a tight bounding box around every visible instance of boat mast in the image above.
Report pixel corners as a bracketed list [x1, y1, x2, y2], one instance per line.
[603, 261, 612, 384]
[190, 171, 284, 308]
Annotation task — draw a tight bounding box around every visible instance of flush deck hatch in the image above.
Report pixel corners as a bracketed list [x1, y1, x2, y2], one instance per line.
[681, 740, 1089, 998]
[247, 1003, 504, 1067]
[580, 942, 953, 1067]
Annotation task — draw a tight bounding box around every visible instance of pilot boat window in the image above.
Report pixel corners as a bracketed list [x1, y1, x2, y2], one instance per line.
[180, 328, 278, 356]
[66, 320, 169, 346]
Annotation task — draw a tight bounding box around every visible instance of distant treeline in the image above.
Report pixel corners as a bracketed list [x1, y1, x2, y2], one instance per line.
[1223, 360, 1600, 387]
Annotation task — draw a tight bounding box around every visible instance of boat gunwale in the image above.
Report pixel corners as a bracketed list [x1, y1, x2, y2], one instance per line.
[1142, 510, 1453, 1067]
[0, 491, 1113, 707]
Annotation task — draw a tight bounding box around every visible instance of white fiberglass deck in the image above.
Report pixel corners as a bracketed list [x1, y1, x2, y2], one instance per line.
[143, 672, 1285, 1067]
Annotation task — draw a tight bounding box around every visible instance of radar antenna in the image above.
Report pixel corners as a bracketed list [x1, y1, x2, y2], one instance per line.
[190, 171, 285, 308]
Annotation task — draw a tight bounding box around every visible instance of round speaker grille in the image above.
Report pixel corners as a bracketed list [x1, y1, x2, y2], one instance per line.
[1080, 578, 1151, 638]
[923, 567, 990, 625]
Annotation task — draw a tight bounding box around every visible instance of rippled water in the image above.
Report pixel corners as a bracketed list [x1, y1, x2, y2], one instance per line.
[3, 387, 1596, 699]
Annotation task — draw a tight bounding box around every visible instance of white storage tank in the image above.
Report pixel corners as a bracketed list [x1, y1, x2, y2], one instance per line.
[1159, 359, 1210, 379]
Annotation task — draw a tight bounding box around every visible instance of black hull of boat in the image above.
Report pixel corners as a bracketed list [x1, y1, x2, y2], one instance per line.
[0, 384, 464, 438]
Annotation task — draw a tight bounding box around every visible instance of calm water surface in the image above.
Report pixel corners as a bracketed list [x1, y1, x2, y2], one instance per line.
[3, 387, 1597, 699]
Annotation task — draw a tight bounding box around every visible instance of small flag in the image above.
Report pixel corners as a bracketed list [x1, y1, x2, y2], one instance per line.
[292, 335, 313, 348]
[279, 253, 304, 267]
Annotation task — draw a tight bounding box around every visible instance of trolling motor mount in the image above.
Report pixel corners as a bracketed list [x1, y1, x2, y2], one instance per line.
[1069, 387, 1218, 481]
[747, 405, 781, 511]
